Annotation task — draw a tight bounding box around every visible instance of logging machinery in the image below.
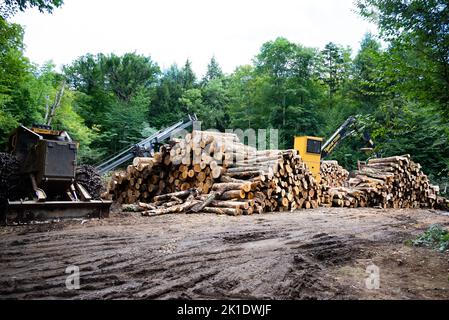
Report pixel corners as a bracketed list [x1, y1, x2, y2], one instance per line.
[294, 116, 377, 181]
[95, 114, 198, 174]
[1, 124, 112, 222]
[1, 114, 198, 222]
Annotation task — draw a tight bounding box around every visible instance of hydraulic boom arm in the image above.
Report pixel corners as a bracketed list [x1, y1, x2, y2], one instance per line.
[95, 114, 197, 174]
[321, 116, 375, 158]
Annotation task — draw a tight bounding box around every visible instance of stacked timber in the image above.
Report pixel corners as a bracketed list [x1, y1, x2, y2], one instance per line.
[217, 149, 322, 213]
[103, 146, 174, 204]
[320, 160, 349, 187]
[105, 130, 447, 214]
[105, 130, 322, 215]
[320, 187, 368, 208]
[104, 133, 230, 203]
[136, 148, 321, 216]
[104, 130, 253, 204]
[436, 196, 449, 211]
[347, 155, 439, 209]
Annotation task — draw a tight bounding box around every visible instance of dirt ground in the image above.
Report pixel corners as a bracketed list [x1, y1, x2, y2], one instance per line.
[0, 207, 448, 300]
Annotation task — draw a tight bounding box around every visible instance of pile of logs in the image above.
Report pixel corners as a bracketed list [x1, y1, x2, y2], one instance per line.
[104, 145, 174, 203]
[436, 196, 449, 211]
[104, 130, 448, 214]
[104, 130, 322, 215]
[320, 186, 369, 208]
[320, 160, 349, 188]
[346, 155, 440, 209]
[131, 146, 321, 216]
[214, 148, 322, 213]
[318, 156, 446, 209]
[105, 130, 265, 204]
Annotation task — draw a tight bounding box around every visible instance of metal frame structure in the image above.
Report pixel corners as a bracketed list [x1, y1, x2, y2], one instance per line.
[95, 114, 198, 174]
[320, 116, 376, 158]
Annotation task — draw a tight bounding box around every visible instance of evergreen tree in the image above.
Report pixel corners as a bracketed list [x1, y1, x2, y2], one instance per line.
[202, 56, 224, 84]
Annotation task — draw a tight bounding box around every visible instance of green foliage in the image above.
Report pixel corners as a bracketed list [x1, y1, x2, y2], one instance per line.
[0, 0, 63, 18]
[0, 18, 96, 162]
[202, 56, 224, 84]
[413, 224, 449, 252]
[227, 65, 270, 130]
[64, 52, 160, 161]
[0, 19, 34, 145]
[2, 1, 449, 180]
[95, 87, 152, 156]
[149, 64, 191, 128]
[351, 33, 386, 110]
[5, 0, 63, 13]
[367, 100, 449, 176]
[51, 89, 95, 163]
[317, 42, 352, 101]
[200, 79, 230, 130]
[356, 0, 449, 115]
[251, 37, 322, 148]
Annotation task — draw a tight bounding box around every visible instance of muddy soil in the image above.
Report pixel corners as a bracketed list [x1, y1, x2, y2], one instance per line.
[0, 208, 448, 299]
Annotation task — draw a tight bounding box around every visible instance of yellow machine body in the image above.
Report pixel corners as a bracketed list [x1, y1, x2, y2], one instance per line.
[294, 136, 323, 182]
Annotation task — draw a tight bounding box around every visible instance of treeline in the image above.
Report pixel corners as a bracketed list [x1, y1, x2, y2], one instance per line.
[0, 1, 448, 189]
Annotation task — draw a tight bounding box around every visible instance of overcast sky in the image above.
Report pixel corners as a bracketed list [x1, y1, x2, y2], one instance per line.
[11, 0, 377, 76]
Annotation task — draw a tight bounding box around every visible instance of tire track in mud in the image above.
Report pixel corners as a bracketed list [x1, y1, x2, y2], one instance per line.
[0, 228, 361, 299]
[274, 233, 367, 299]
[1, 209, 448, 299]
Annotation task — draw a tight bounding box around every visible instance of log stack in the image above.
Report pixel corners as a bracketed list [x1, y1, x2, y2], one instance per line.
[320, 160, 349, 188]
[136, 147, 322, 216]
[347, 155, 440, 209]
[104, 131, 447, 214]
[103, 145, 173, 204]
[103, 132, 231, 204]
[320, 186, 369, 208]
[103, 130, 252, 204]
[216, 149, 322, 213]
[104, 130, 322, 215]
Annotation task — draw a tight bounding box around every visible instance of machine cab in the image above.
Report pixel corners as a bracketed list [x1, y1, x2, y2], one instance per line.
[294, 136, 323, 182]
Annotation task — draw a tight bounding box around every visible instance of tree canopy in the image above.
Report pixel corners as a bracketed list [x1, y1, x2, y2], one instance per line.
[1, 1, 448, 192]
[0, 0, 63, 18]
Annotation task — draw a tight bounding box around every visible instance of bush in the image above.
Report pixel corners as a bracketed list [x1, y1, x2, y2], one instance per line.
[413, 224, 449, 252]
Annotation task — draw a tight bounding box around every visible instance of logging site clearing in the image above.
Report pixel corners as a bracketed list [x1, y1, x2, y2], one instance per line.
[1, 207, 449, 300]
[2, 0, 449, 304]
[1, 129, 449, 300]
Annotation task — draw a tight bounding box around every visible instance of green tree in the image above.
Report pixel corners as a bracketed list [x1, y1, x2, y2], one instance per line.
[64, 53, 160, 160]
[369, 99, 449, 177]
[254, 37, 321, 147]
[1, 0, 63, 19]
[318, 42, 352, 101]
[200, 79, 230, 130]
[181, 59, 196, 90]
[356, 0, 449, 115]
[227, 65, 262, 129]
[96, 87, 152, 156]
[351, 33, 385, 108]
[149, 64, 188, 128]
[202, 56, 224, 84]
[0, 18, 34, 145]
[102, 53, 159, 102]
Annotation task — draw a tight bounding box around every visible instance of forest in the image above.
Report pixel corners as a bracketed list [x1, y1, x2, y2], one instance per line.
[0, 0, 448, 191]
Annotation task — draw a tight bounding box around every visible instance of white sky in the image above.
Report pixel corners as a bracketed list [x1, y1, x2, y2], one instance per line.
[11, 0, 377, 76]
